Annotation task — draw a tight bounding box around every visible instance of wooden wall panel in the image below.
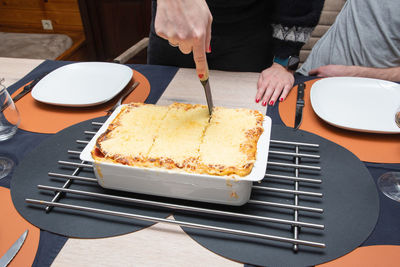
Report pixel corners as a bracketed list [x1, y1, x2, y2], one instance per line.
[0, 0, 84, 34]
[0, 0, 88, 61]
[1, 0, 79, 10]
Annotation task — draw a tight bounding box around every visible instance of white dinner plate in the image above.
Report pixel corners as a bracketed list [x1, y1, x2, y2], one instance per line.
[310, 77, 400, 134]
[31, 62, 133, 107]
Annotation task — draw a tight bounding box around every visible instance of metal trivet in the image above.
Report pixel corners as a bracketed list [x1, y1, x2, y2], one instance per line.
[26, 122, 325, 251]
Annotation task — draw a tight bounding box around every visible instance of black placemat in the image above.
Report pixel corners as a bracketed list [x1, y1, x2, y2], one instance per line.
[10, 117, 172, 238]
[174, 125, 380, 267]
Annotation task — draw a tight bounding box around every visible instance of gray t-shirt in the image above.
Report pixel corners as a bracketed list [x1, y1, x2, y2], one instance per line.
[297, 0, 400, 76]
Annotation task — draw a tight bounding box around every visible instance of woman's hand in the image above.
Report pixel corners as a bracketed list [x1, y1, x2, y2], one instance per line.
[155, 0, 212, 78]
[255, 63, 295, 106]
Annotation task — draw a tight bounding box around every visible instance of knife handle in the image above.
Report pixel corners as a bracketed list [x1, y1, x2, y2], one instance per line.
[199, 62, 209, 82]
[297, 83, 305, 101]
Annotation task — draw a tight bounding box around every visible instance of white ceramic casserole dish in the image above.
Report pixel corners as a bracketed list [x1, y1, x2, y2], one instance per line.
[80, 105, 271, 206]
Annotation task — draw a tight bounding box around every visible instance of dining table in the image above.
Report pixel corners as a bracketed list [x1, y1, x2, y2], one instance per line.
[0, 56, 399, 267]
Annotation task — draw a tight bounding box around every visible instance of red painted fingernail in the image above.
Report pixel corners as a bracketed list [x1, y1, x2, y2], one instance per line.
[280, 97, 283, 102]
[198, 74, 204, 79]
[255, 98, 260, 103]
[269, 100, 274, 106]
[262, 101, 266, 106]
[208, 45, 211, 53]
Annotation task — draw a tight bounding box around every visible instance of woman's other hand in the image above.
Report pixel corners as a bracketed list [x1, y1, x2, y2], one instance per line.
[255, 63, 295, 106]
[155, 0, 212, 78]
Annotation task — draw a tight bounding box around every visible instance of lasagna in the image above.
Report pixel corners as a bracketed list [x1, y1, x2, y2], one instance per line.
[92, 103, 264, 177]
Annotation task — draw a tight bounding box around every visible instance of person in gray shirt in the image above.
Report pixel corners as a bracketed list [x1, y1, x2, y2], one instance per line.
[297, 0, 400, 81]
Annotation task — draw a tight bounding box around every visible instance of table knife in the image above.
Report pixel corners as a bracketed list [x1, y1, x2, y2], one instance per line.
[13, 72, 48, 103]
[0, 73, 48, 112]
[199, 64, 214, 116]
[294, 83, 306, 130]
[0, 229, 28, 267]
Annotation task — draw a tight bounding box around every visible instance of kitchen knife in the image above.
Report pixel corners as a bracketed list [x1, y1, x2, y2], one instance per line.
[294, 83, 305, 130]
[0, 229, 28, 267]
[199, 64, 214, 116]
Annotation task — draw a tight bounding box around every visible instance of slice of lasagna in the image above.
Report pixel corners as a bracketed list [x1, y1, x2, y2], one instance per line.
[197, 107, 264, 176]
[146, 103, 209, 170]
[92, 103, 169, 166]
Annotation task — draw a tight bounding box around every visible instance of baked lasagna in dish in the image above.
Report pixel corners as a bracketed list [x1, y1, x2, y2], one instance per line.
[92, 103, 264, 177]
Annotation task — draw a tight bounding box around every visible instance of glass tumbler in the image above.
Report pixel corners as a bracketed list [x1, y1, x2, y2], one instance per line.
[0, 78, 20, 141]
[0, 78, 20, 179]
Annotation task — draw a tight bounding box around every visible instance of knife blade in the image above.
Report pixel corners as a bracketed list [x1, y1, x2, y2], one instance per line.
[0, 229, 28, 267]
[199, 64, 214, 116]
[294, 83, 306, 130]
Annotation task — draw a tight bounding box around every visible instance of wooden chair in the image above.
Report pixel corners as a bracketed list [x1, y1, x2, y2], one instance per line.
[113, 37, 149, 64]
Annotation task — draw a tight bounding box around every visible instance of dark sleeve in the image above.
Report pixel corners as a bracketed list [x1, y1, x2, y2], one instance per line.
[270, 0, 325, 58]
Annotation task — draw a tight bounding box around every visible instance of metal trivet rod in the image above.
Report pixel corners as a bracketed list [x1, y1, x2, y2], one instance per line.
[48, 172, 97, 183]
[269, 150, 320, 159]
[26, 198, 326, 248]
[58, 161, 92, 169]
[293, 145, 300, 251]
[252, 185, 322, 197]
[68, 150, 81, 155]
[246, 199, 323, 213]
[36, 185, 325, 229]
[270, 139, 319, 148]
[267, 161, 321, 171]
[45, 172, 324, 213]
[264, 173, 321, 184]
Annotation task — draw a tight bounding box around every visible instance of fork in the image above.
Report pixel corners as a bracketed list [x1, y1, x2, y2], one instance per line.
[106, 81, 140, 115]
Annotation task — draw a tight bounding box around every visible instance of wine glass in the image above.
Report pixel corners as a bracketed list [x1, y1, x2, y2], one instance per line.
[378, 172, 400, 202]
[0, 78, 21, 179]
[377, 108, 400, 202]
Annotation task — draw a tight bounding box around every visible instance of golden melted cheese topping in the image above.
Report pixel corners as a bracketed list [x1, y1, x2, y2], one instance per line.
[97, 104, 169, 161]
[198, 107, 260, 175]
[93, 103, 263, 176]
[148, 103, 210, 168]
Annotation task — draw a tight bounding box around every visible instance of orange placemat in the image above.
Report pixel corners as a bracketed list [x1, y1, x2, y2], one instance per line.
[11, 69, 150, 134]
[279, 79, 400, 163]
[0, 187, 40, 267]
[318, 245, 400, 267]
